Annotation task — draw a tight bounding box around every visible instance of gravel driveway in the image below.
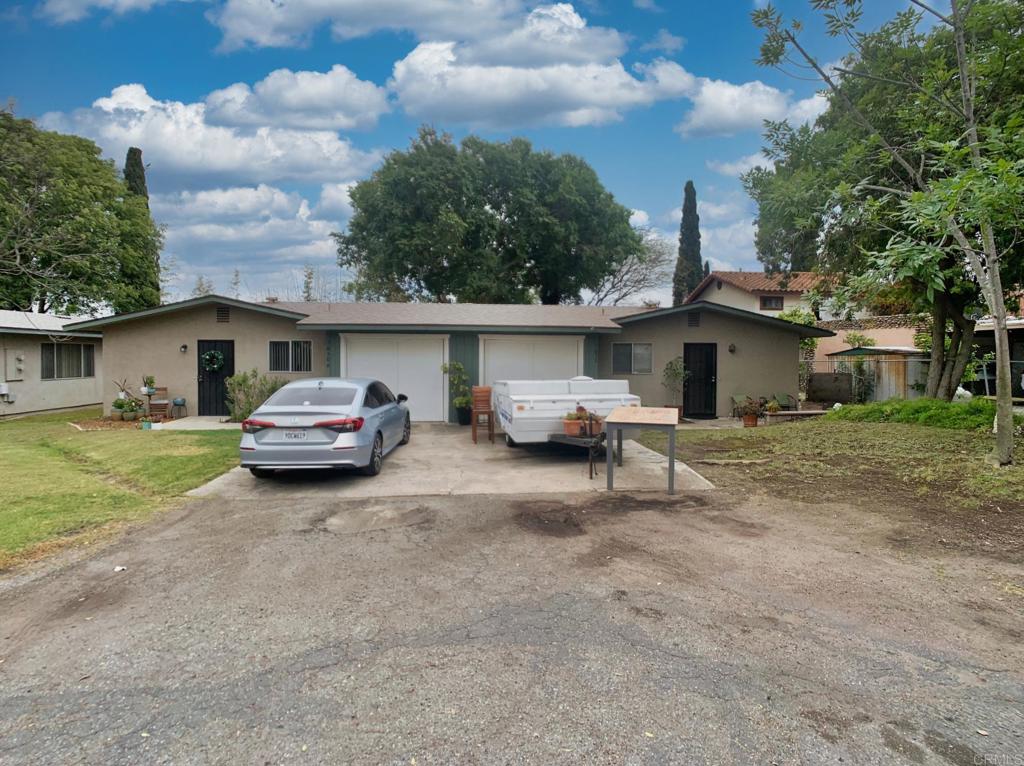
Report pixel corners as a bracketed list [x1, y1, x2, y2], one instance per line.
[1, 483, 1022, 764]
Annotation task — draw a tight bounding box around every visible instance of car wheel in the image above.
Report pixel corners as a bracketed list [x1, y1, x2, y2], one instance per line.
[505, 433, 517, 448]
[361, 432, 383, 476]
[400, 415, 411, 445]
[249, 467, 273, 479]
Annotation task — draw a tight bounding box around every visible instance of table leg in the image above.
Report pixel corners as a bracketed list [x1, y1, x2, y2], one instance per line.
[667, 425, 676, 495]
[616, 428, 623, 467]
[606, 426, 614, 491]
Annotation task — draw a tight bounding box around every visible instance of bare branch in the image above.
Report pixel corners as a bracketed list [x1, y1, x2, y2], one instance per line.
[907, 0, 953, 26]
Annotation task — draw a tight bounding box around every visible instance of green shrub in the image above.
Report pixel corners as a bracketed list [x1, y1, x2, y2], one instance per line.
[824, 397, 1022, 431]
[225, 369, 287, 422]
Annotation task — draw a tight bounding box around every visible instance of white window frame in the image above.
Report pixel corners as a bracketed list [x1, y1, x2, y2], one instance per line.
[611, 342, 653, 375]
[268, 340, 313, 373]
[41, 342, 96, 381]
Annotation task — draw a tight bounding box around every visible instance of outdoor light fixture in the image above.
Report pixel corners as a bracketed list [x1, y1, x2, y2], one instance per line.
[179, 343, 188, 353]
[728, 343, 737, 353]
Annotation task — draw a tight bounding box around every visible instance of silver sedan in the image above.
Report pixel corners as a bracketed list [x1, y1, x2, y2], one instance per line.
[239, 378, 410, 478]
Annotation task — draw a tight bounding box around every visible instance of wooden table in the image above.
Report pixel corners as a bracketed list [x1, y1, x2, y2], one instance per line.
[604, 406, 680, 495]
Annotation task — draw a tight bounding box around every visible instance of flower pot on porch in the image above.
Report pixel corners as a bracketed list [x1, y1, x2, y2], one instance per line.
[563, 418, 586, 436]
[456, 406, 472, 426]
[122, 410, 138, 422]
[742, 414, 758, 428]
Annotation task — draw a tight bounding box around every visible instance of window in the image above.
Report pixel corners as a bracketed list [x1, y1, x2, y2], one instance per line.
[760, 295, 784, 311]
[612, 343, 653, 375]
[363, 385, 381, 409]
[268, 340, 312, 372]
[41, 343, 95, 380]
[265, 386, 357, 407]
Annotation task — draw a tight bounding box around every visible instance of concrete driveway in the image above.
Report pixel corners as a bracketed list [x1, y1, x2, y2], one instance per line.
[2, 478, 1022, 763]
[191, 424, 713, 500]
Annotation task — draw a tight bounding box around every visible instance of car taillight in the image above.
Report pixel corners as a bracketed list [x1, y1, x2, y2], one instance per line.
[241, 418, 276, 433]
[313, 417, 364, 433]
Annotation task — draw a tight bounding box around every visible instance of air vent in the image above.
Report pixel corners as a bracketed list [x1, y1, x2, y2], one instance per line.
[216, 307, 230, 323]
[687, 311, 701, 327]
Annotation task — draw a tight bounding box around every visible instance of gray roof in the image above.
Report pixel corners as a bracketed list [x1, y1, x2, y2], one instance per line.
[273, 301, 653, 331]
[0, 309, 102, 338]
[828, 345, 926, 357]
[614, 301, 835, 338]
[65, 295, 308, 330]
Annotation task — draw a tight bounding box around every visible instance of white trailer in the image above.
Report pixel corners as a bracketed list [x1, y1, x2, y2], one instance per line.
[492, 376, 641, 445]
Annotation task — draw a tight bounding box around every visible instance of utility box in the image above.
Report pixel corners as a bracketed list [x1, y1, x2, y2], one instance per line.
[4, 348, 25, 382]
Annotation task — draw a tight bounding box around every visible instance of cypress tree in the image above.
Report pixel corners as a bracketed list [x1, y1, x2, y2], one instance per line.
[672, 180, 702, 305]
[703, 260, 710, 278]
[124, 147, 149, 204]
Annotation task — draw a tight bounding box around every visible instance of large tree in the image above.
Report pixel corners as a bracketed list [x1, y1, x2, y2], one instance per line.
[335, 127, 641, 304]
[0, 112, 162, 314]
[672, 180, 702, 305]
[123, 147, 161, 303]
[751, 0, 1023, 463]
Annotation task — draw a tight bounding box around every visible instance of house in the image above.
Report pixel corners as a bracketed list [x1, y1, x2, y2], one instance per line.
[0, 310, 104, 417]
[65, 295, 831, 421]
[814, 314, 927, 364]
[684, 271, 827, 317]
[972, 314, 1024, 398]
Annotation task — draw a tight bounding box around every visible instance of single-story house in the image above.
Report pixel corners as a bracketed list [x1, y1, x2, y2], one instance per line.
[684, 270, 831, 317]
[65, 295, 832, 421]
[0, 310, 104, 418]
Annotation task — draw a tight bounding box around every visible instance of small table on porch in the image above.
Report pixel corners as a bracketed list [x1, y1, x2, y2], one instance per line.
[604, 406, 680, 495]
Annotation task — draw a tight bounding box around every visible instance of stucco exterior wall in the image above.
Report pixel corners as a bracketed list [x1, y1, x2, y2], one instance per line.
[692, 280, 808, 316]
[597, 311, 801, 418]
[1, 333, 103, 417]
[100, 304, 326, 415]
[814, 327, 917, 362]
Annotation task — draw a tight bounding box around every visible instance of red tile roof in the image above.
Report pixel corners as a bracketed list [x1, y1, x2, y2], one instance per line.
[686, 271, 824, 303]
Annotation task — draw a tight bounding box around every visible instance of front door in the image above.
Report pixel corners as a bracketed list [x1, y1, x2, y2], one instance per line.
[197, 339, 235, 416]
[683, 343, 717, 419]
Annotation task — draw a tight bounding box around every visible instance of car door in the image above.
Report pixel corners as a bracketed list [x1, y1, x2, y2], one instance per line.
[374, 382, 403, 450]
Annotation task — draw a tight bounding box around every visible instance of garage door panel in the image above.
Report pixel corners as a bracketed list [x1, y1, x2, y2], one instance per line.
[482, 336, 583, 386]
[345, 335, 446, 422]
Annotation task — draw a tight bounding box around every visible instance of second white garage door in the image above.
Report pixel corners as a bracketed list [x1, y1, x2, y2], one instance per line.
[480, 335, 584, 387]
[343, 335, 447, 422]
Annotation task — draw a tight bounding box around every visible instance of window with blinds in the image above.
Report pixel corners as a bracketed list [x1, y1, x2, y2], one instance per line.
[41, 343, 95, 380]
[268, 340, 312, 372]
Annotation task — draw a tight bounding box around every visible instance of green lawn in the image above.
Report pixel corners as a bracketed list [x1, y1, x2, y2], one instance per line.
[0, 409, 241, 570]
[639, 419, 1024, 559]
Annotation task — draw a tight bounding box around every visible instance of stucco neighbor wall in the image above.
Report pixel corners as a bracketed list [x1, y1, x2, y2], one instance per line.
[100, 304, 326, 415]
[815, 327, 918, 362]
[692, 280, 808, 316]
[597, 311, 801, 418]
[1, 333, 103, 417]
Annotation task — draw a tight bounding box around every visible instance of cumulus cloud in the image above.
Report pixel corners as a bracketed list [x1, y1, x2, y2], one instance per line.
[640, 28, 684, 54]
[707, 151, 769, 176]
[205, 65, 390, 131]
[676, 78, 827, 136]
[391, 44, 694, 128]
[315, 182, 356, 218]
[151, 184, 307, 223]
[39, 84, 381, 187]
[38, 0, 171, 23]
[702, 218, 758, 269]
[629, 209, 650, 228]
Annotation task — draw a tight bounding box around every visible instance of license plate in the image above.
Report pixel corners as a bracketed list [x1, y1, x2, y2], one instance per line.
[283, 429, 307, 440]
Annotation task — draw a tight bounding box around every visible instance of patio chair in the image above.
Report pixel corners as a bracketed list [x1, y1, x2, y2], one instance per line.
[773, 393, 799, 411]
[149, 387, 170, 420]
[731, 395, 749, 419]
[471, 385, 494, 444]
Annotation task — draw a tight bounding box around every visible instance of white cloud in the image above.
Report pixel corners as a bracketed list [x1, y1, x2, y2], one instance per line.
[40, 84, 382, 187]
[151, 184, 307, 223]
[699, 199, 745, 224]
[391, 44, 694, 128]
[629, 209, 650, 228]
[640, 28, 684, 54]
[707, 151, 769, 176]
[209, 0, 523, 51]
[633, 0, 661, 10]
[315, 182, 356, 219]
[675, 78, 827, 136]
[205, 65, 390, 131]
[459, 4, 626, 66]
[701, 218, 758, 270]
[38, 0, 171, 23]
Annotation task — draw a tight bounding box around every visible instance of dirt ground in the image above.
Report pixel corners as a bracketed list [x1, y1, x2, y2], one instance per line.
[1, 466, 1022, 765]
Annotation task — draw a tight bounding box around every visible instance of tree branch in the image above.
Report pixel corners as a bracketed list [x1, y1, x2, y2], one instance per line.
[907, 0, 953, 26]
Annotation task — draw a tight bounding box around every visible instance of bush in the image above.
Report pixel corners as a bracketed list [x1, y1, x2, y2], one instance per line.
[824, 397, 1020, 431]
[225, 369, 287, 422]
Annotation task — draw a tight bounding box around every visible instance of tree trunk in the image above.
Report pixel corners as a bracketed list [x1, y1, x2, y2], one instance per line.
[924, 300, 946, 399]
[988, 270, 1014, 465]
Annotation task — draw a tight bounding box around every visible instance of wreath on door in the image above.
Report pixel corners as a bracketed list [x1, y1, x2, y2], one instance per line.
[201, 349, 225, 372]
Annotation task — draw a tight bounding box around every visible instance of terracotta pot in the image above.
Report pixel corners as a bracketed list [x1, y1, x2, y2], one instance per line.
[110, 410, 123, 421]
[664, 405, 684, 423]
[563, 418, 585, 436]
[583, 416, 604, 436]
[742, 413, 758, 428]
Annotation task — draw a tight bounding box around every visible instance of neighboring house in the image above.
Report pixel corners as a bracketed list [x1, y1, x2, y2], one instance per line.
[814, 314, 927, 364]
[65, 295, 830, 422]
[0, 310, 103, 418]
[972, 315, 1024, 398]
[685, 271, 828, 317]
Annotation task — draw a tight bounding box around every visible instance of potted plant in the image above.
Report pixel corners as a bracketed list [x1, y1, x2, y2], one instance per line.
[111, 398, 125, 421]
[739, 397, 762, 428]
[562, 411, 585, 436]
[121, 399, 140, 421]
[441, 362, 473, 426]
[662, 356, 689, 423]
[765, 398, 781, 415]
[140, 416, 153, 430]
[141, 375, 156, 396]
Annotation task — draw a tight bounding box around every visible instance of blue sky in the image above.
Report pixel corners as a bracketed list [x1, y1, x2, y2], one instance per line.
[0, 0, 897, 303]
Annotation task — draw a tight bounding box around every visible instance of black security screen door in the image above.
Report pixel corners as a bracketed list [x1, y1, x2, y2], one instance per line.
[683, 343, 717, 418]
[197, 339, 235, 416]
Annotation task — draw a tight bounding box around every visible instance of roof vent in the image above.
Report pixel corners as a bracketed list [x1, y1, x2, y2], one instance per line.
[687, 311, 701, 328]
[216, 307, 230, 323]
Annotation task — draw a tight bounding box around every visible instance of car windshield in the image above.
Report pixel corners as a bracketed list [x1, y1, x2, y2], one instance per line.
[264, 386, 358, 407]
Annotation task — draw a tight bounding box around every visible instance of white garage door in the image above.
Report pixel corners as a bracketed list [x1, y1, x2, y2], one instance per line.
[343, 335, 447, 422]
[481, 336, 584, 387]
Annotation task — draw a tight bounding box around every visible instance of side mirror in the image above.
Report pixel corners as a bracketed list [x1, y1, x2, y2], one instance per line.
[397, 393, 408, 403]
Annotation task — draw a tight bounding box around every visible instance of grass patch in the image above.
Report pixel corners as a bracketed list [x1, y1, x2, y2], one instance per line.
[639, 419, 1024, 559]
[825, 397, 1021, 431]
[0, 409, 240, 570]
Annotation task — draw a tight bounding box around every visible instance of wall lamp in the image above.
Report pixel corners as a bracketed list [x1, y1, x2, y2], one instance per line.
[728, 343, 737, 354]
[179, 343, 189, 353]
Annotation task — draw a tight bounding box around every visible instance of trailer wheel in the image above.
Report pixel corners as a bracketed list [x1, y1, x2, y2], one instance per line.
[505, 433, 517, 448]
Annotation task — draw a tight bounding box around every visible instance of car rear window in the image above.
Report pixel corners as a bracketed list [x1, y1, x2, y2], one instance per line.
[265, 387, 358, 406]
